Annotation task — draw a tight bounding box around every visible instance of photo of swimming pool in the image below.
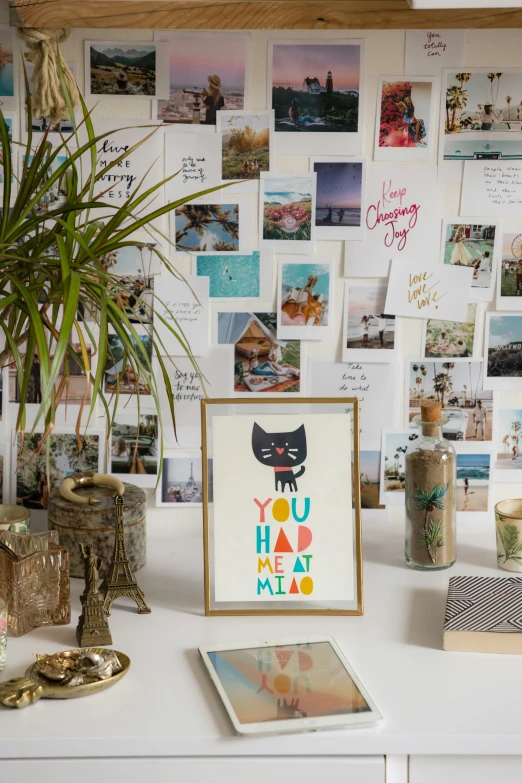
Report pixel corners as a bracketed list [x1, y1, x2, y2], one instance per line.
[196, 251, 261, 298]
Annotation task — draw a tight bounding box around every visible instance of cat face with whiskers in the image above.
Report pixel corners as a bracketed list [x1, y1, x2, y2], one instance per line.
[252, 422, 307, 468]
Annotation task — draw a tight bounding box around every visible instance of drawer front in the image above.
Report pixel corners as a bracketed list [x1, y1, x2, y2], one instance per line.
[0, 757, 384, 783]
[410, 756, 522, 783]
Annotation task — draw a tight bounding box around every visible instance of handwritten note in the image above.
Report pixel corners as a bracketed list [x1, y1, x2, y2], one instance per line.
[308, 359, 396, 449]
[404, 29, 465, 75]
[385, 259, 472, 322]
[164, 131, 221, 204]
[344, 164, 441, 277]
[461, 161, 522, 218]
[153, 275, 209, 357]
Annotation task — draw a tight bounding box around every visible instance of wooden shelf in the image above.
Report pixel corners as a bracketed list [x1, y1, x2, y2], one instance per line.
[9, 0, 522, 31]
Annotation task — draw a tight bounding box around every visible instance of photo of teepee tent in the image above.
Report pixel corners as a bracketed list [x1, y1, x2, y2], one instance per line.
[495, 408, 522, 474]
[217, 311, 301, 394]
[407, 360, 493, 441]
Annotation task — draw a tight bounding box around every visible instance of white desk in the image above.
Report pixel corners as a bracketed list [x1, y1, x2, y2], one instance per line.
[1, 520, 521, 782]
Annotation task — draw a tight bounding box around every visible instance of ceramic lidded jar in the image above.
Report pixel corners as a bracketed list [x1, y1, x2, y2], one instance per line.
[47, 482, 146, 578]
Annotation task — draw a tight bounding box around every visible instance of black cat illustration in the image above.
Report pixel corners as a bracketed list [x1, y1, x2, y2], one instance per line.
[252, 422, 307, 493]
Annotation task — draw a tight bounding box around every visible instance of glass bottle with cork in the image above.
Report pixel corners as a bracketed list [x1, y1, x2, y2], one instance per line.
[405, 399, 456, 570]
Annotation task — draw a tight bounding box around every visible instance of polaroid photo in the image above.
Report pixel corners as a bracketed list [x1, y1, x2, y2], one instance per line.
[454, 443, 493, 524]
[192, 248, 273, 302]
[497, 229, 522, 311]
[342, 281, 396, 362]
[494, 405, 522, 482]
[172, 195, 254, 256]
[374, 76, 437, 162]
[108, 411, 159, 488]
[217, 109, 275, 194]
[360, 448, 388, 522]
[19, 148, 76, 219]
[421, 303, 480, 360]
[380, 429, 420, 506]
[310, 156, 366, 241]
[85, 41, 169, 100]
[277, 257, 333, 341]
[20, 62, 77, 141]
[405, 359, 493, 441]
[104, 324, 153, 405]
[260, 172, 316, 254]
[439, 219, 498, 302]
[215, 310, 305, 397]
[164, 129, 222, 205]
[0, 26, 16, 112]
[153, 274, 209, 357]
[156, 451, 208, 507]
[484, 312, 522, 390]
[153, 31, 251, 132]
[267, 39, 364, 155]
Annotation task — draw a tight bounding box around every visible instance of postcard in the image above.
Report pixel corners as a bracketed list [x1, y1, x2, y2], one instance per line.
[406, 359, 493, 441]
[277, 257, 333, 340]
[497, 229, 522, 311]
[85, 41, 169, 100]
[343, 163, 441, 277]
[385, 259, 473, 322]
[216, 310, 304, 397]
[360, 449, 388, 521]
[164, 129, 222, 204]
[109, 412, 159, 489]
[380, 429, 421, 506]
[494, 405, 522, 482]
[154, 31, 251, 130]
[267, 39, 364, 155]
[374, 76, 437, 162]
[484, 312, 522, 390]
[0, 26, 16, 112]
[342, 281, 396, 362]
[440, 219, 498, 302]
[308, 359, 396, 449]
[217, 109, 275, 193]
[422, 303, 479, 359]
[192, 249, 273, 301]
[310, 156, 366, 240]
[454, 443, 493, 523]
[156, 452, 206, 507]
[104, 325, 153, 401]
[461, 161, 522, 218]
[404, 30, 465, 76]
[172, 196, 254, 256]
[439, 68, 522, 179]
[260, 173, 316, 254]
[154, 274, 209, 357]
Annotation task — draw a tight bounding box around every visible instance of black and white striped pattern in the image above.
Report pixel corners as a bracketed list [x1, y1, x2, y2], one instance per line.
[445, 576, 522, 633]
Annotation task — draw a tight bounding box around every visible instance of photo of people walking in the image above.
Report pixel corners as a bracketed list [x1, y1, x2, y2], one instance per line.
[343, 282, 395, 360]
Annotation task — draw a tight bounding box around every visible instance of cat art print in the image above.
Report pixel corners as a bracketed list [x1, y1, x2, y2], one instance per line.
[252, 422, 307, 493]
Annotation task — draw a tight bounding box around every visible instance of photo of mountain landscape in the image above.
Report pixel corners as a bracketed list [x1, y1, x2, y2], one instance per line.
[86, 41, 169, 98]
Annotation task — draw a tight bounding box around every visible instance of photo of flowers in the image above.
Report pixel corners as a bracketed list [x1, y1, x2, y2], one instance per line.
[423, 304, 477, 359]
[154, 31, 249, 127]
[455, 450, 491, 520]
[343, 281, 395, 361]
[110, 413, 158, 487]
[494, 408, 522, 478]
[260, 173, 315, 252]
[498, 231, 522, 310]
[440, 220, 497, 300]
[278, 259, 332, 340]
[104, 331, 153, 395]
[86, 41, 169, 99]
[375, 76, 435, 162]
[218, 110, 273, 186]
[407, 360, 493, 441]
[268, 39, 362, 153]
[441, 69, 522, 162]
[359, 450, 385, 511]
[485, 313, 522, 389]
[311, 157, 364, 240]
[175, 203, 239, 253]
[217, 311, 302, 395]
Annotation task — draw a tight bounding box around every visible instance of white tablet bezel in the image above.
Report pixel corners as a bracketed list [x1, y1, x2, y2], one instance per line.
[199, 634, 382, 735]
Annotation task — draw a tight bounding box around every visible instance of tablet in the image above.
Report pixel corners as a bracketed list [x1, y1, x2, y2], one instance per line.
[199, 634, 382, 735]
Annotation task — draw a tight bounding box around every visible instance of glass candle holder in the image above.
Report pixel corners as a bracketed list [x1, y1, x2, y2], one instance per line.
[0, 505, 30, 532]
[0, 596, 7, 670]
[496, 499, 522, 572]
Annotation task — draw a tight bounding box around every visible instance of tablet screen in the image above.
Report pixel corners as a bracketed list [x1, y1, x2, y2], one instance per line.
[207, 641, 370, 725]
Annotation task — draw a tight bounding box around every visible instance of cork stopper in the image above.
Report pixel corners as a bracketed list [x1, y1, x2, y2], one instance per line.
[421, 400, 442, 423]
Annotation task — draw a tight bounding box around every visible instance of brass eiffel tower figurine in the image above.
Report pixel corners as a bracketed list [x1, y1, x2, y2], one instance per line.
[101, 494, 151, 615]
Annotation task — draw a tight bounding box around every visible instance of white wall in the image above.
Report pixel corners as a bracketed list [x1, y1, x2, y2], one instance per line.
[3, 0, 521, 530]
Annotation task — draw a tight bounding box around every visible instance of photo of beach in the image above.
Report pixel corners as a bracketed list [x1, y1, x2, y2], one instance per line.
[495, 408, 522, 471]
[424, 304, 477, 359]
[196, 251, 261, 298]
[359, 450, 384, 509]
[313, 160, 362, 228]
[456, 452, 491, 513]
[155, 32, 248, 125]
[442, 223, 496, 290]
[344, 282, 395, 354]
[280, 262, 330, 328]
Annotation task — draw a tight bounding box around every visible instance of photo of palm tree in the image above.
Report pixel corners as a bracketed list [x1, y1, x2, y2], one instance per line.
[382, 431, 419, 495]
[175, 204, 239, 252]
[408, 360, 493, 441]
[495, 408, 522, 471]
[443, 69, 522, 162]
[359, 450, 384, 509]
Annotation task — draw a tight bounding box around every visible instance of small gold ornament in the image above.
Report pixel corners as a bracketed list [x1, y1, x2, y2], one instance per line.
[76, 544, 112, 647]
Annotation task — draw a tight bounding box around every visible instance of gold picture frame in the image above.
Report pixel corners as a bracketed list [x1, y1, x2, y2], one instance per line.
[201, 397, 363, 616]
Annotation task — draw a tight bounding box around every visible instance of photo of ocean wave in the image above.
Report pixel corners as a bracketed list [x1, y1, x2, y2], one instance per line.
[457, 466, 489, 482]
[456, 453, 491, 512]
[196, 252, 260, 298]
[316, 206, 361, 227]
